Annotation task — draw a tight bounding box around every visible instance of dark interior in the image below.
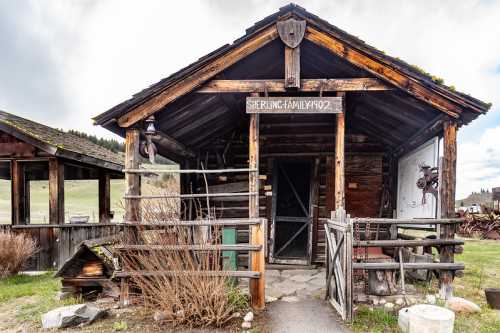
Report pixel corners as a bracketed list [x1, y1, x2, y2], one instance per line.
[274, 160, 312, 259]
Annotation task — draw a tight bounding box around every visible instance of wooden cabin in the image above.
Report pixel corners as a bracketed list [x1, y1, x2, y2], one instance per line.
[0, 110, 123, 225]
[93, 4, 490, 312]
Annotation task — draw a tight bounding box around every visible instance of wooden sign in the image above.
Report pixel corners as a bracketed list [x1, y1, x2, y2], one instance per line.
[246, 97, 342, 114]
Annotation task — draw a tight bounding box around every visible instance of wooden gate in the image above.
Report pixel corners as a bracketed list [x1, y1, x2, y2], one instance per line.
[324, 209, 353, 321]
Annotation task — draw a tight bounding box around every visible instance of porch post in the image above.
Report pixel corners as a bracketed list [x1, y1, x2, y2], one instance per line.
[335, 92, 346, 210]
[125, 128, 141, 223]
[98, 170, 111, 223]
[439, 120, 457, 299]
[249, 95, 265, 310]
[11, 160, 27, 225]
[49, 158, 65, 224]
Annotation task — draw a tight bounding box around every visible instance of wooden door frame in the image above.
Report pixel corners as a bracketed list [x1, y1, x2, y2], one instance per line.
[269, 158, 315, 265]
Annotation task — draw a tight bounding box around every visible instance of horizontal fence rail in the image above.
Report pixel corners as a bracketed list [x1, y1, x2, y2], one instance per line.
[124, 192, 257, 199]
[123, 168, 257, 174]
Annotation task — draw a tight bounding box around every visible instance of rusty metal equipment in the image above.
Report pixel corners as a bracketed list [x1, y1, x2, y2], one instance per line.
[416, 163, 439, 204]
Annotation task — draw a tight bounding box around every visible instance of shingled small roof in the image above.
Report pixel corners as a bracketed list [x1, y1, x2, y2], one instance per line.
[0, 110, 123, 171]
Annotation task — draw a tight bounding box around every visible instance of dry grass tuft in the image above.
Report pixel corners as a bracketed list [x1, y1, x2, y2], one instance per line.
[118, 195, 248, 328]
[0, 231, 38, 277]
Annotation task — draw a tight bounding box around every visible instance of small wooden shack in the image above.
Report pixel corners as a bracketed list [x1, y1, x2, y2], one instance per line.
[93, 4, 490, 315]
[0, 110, 123, 225]
[0, 110, 124, 269]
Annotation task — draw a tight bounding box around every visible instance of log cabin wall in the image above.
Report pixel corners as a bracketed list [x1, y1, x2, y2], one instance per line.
[196, 113, 386, 264]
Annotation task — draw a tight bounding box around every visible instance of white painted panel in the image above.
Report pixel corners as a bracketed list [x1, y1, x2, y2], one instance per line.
[397, 137, 439, 219]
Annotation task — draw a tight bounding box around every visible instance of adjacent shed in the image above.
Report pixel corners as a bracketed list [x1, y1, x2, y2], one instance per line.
[0, 110, 123, 225]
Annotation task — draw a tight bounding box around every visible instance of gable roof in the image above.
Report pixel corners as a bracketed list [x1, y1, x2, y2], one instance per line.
[93, 3, 490, 130]
[0, 110, 123, 171]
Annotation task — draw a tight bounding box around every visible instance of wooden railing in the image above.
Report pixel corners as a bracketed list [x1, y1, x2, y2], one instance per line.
[120, 165, 266, 309]
[324, 209, 464, 322]
[0, 223, 124, 270]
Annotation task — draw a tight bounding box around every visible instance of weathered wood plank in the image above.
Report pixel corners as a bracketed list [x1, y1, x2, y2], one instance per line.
[125, 129, 141, 223]
[246, 97, 342, 114]
[335, 92, 346, 209]
[49, 158, 64, 224]
[439, 120, 457, 300]
[99, 171, 111, 223]
[285, 46, 300, 89]
[248, 103, 265, 310]
[197, 78, 391, 92]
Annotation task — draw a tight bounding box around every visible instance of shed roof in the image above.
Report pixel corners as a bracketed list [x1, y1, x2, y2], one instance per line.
[0, 110, 123, 171]
[93, 3, 490, 129]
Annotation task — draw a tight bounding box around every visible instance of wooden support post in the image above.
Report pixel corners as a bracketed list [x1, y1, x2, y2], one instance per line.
[439, 120, 457, 300]
[11, 160, 27, 225]
[98, 171, 111, 223]
[335, 92, 346, 210]
[49, 159, 65, 224]
[249, 96, 265, 310]
[125, 129, 141, 223]
[284, 46, 300, 89]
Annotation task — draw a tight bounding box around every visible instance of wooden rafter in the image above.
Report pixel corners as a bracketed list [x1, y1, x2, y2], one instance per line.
[117, 26, 279, 127]
[304, 26, 464, 118]
[197, 78, 390, 93]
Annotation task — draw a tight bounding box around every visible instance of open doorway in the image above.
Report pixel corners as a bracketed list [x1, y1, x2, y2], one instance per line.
[270, 160, 313, 264]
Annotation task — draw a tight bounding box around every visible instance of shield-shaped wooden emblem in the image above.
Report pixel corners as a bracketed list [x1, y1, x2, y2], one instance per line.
[277, 18, 306, 49]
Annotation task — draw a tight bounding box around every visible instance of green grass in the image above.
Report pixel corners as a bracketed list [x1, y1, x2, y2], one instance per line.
[0, 179, 125, 224]
[0, 273, 81, 325]
[353, 306, 400, 333]
[352, 239, 500, 333]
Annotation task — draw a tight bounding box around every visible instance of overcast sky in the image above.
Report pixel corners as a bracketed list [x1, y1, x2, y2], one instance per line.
[0, 0, 499, 198]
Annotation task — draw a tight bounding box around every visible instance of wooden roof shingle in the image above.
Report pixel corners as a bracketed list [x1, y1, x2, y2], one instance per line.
[0, 110, 123, 171]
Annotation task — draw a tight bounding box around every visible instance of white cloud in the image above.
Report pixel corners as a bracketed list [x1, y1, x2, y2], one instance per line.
[457, 126, 500, 198]
[0, 0, 499, 196]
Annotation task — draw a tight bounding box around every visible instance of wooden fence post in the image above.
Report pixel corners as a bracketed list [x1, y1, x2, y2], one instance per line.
[439, 120, 457, 300]
[249, 107, 265, 310]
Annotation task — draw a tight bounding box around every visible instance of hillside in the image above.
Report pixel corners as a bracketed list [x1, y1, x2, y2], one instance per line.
[456, 190, 492, 207]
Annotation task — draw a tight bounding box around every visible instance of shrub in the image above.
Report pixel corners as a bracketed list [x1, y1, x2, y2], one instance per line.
[0, 231, 38, 278]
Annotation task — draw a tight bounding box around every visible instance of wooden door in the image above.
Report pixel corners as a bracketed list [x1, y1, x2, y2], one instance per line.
[270, 160, 313, 265]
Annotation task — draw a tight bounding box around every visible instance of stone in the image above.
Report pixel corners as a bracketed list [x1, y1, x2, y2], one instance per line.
[282, 296, 299, 303]
[445, 297, 481, 314]
[243, 311, 254, 322]
[233, 312, 241, 318]
[265, 270, 281, 278]
[379, 298, 387, 305]
[271, 281, 307, 296]
[398, 305, 454, 333]
[267, 288, 285, 299]
[41, 304, 107, 329]
[289, 274, 314, 283]
[426, 294, 437, 304]
[281, 269, 319, 277]
[372, 297, 380, 306]
[266, 296, 278, 303]
[54, 291, 72, 301]
[395, 298, 405, 306]
[153, 311, 167, 322]
[384, 302, 395, 311]
[241, 321, 252, 329]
